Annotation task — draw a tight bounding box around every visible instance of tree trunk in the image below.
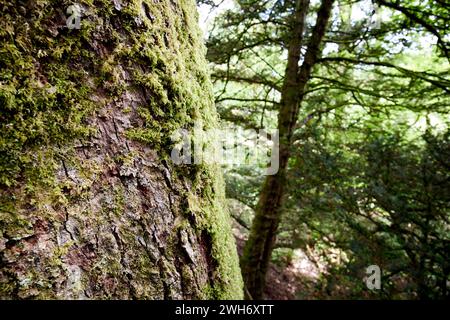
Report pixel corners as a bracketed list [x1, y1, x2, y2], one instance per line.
[241, 0, 334, 299]
[0, 0, 242, 299]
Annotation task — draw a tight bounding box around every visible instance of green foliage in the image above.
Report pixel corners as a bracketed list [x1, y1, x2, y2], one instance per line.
[204, 0, 449, 299]
[284, 119, 449, 299]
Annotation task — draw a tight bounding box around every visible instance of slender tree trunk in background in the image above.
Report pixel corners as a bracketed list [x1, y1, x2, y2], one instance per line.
[0, 0, 242, 299]
[241, 0, 335, 299]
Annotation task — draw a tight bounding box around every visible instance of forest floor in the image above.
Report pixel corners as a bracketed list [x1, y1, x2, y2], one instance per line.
[233, 223, 327, 300]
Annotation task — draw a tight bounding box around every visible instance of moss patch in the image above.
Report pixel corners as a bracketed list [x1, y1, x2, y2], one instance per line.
[0, 0, 243, 299]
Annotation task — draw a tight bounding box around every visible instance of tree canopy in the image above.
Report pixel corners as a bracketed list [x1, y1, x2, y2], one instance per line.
[201, 0, 449, 299]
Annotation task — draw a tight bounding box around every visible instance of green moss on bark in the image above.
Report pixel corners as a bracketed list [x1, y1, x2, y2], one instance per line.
[1, 0, 242, 299]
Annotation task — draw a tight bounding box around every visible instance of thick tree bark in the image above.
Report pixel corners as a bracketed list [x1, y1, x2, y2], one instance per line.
[241, 0, 335, 299]
[0, 0, 242, 299]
